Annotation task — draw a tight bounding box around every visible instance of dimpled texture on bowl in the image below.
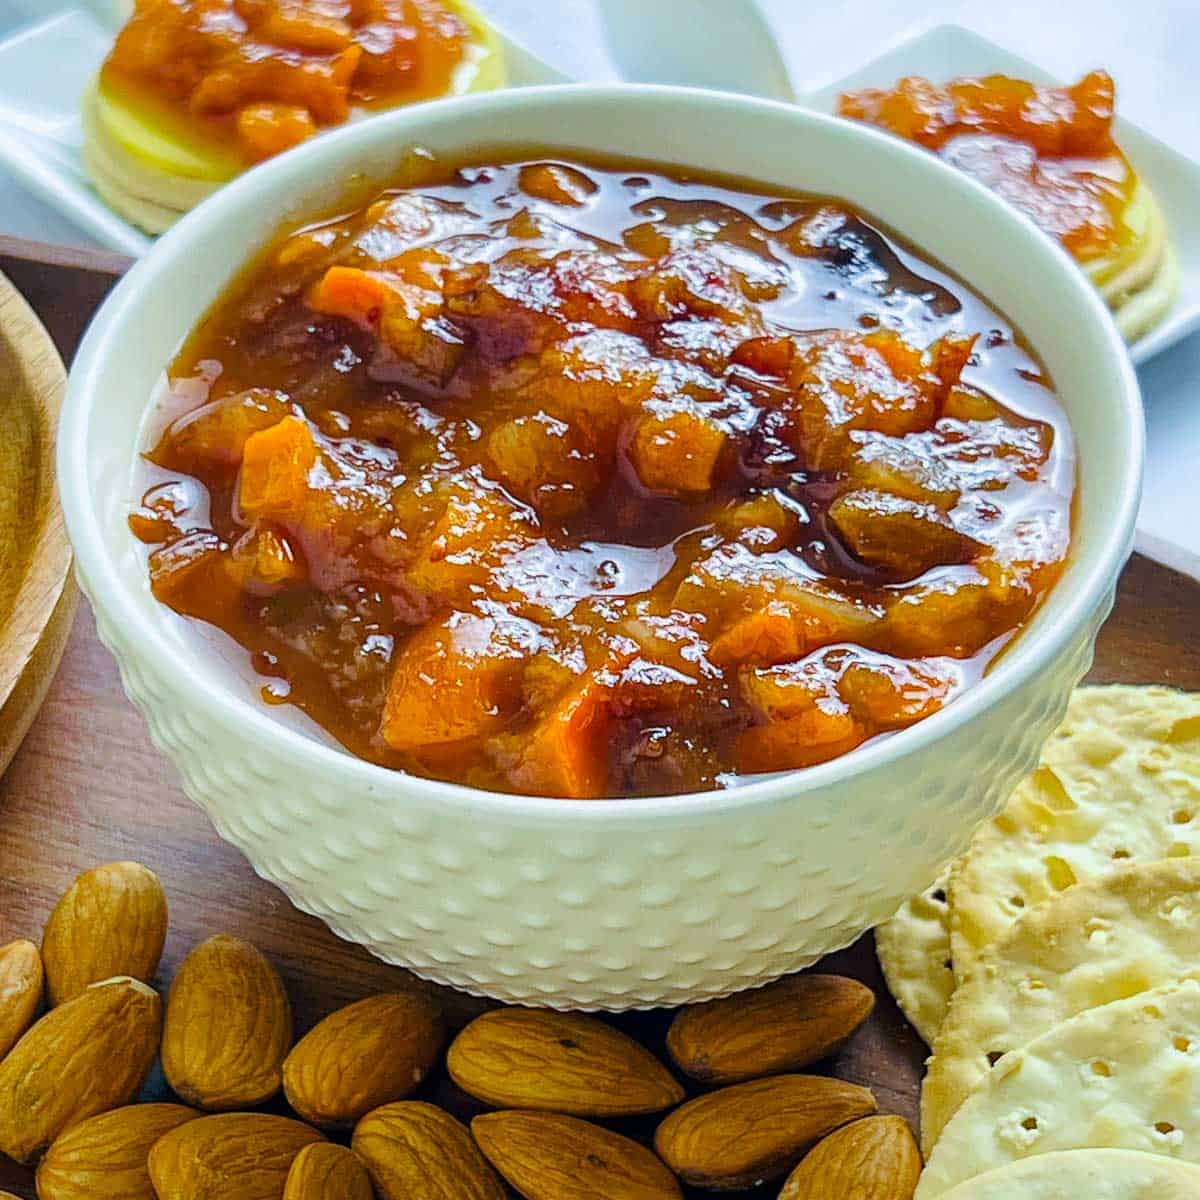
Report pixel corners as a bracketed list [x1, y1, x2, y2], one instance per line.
[60, 86, 1141, 1009]
[82, 581, 1108, 1008]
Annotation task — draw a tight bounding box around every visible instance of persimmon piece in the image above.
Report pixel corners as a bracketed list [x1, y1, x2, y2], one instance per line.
[381, 612, 538, 752]
[737, 706, 867, 773]
[532, 331, 663, 445]
[838, 656, 954, 729]
[789, 330, 955, 470]
[630, 248, 757, 325]
[628, 407, 727, 497]
[828, 488, 979, 578]
[148, 530, 243, 624]
[487, 413, 600, 520]
[405, 490, 533, 606]
[717, 493, 799, 553]
[351, 0, 468, 103]
[675, 545, 883, 650]
[709, 602, 806, 668]
[732, 335, 795, 378]
[258, 4, 354, 53]
[846, 435, 961, 510]
[886, 565, 1034, 658]
[236, 103, 317, 161]
[239, 416, 318, 520]
[309, 263, 464, 384]
[309, 267, 393, 329]
[227, 525, 304, 594]
[160, 388, 291, 470]
[511, 673, 614, 799]
[518, 163, 598, 207]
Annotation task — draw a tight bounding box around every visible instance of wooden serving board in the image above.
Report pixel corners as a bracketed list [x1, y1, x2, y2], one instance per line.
[0, 264, 77, 780]
[0, 244, 1197, 1197]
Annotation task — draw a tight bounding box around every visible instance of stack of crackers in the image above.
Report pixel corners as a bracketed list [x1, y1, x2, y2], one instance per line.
[876, 685, 1200, 1198]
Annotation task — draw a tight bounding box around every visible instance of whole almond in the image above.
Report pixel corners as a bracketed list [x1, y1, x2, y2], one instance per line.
[284, 1143, 373, 1200]
[42, 862, 168, 1005]
[352, 1101, 506, 1200]
[778, 1115, 921, 1200]
[667, 974, 875, 1084]
[0, 976, 162, 1164]
[654, 1074, 877, 1190]
[36, 1102, 199, 1200]
[283, 990, 445, 1128]
[473, 1110, 682, 1200]
[149, 1112, 323, 1200]
[448, 1008, 684, 1117]
[0, 938, 44, 1059]
[162, 935, 292, 1110]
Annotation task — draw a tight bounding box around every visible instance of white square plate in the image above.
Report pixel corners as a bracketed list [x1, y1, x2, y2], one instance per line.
[795, 22, 1200, 366]
[0, 4, 566, 258]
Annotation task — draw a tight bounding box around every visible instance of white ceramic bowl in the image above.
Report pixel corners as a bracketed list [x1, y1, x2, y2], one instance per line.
[60, 85, 1142, 1009]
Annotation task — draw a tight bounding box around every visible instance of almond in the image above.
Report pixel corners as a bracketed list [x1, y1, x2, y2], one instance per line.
[352, 1101, 506, 1200]
[778, 1115, 921, 1200]
[42, 862, 168, 1005]
[0, 976, 162, 1164]
[149, 1112, 323, 1200]
[283, 990, 445, 1128]
[0, 938, 44, 1059]
[473, 1110, 682, 1200]
[667, 974, 875, 1084]
[654, 1073, 877, 1190]
[284, 1143, 373, 1200]
[162, 934, 292, 1110]
[36, 1103, 199, 1200]
[447, 1008, 684, 1117]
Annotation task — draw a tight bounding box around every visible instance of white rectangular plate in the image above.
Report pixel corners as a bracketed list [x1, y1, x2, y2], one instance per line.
[0, 4, 567, 258]
[795, 22, 1200, 367]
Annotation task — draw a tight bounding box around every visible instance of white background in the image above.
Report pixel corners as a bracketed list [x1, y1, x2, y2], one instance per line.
[2, 0, 1198, 575]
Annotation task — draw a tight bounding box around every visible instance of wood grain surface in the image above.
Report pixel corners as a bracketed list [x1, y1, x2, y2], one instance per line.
[0, 252, 1197, 1196]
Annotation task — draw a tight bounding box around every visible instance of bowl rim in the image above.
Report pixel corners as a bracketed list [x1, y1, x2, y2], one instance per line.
[59, 82, 1143, 822]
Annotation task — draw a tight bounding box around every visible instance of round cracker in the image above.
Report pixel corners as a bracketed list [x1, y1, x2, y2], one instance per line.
[923, 856, 1200, 1152]
[876, 866, 956, 1047]
[936, 1148, 1200, 1200]
[1113, 245, 1179, 343]
[82, 137, 189, 235]
[916, 979, 1200, 1198]
[1081, 180, 1176, 342]
[1086, 180, 1166, 303]
[948, 686, 1200, 987]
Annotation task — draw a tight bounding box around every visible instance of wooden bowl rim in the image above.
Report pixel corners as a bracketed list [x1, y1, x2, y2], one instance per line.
[0, 270, 74, 712]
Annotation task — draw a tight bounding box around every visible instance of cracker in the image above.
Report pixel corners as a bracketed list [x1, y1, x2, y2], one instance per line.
[876, 866, 956, 1046]
[915, 979, 1200, 1198]
[949, 686, 1200, 987]
[923, 857, 1200, 1151]
[936, 1149, 1200, 1200]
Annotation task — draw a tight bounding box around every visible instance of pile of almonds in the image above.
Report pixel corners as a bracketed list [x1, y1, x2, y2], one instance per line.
[0, 861, 921, 1199]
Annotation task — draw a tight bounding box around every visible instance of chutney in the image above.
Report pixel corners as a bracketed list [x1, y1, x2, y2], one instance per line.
[132, 153, 1074, 798]
[103, 0, 476, 163]
[838, 71, 1136, 263]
